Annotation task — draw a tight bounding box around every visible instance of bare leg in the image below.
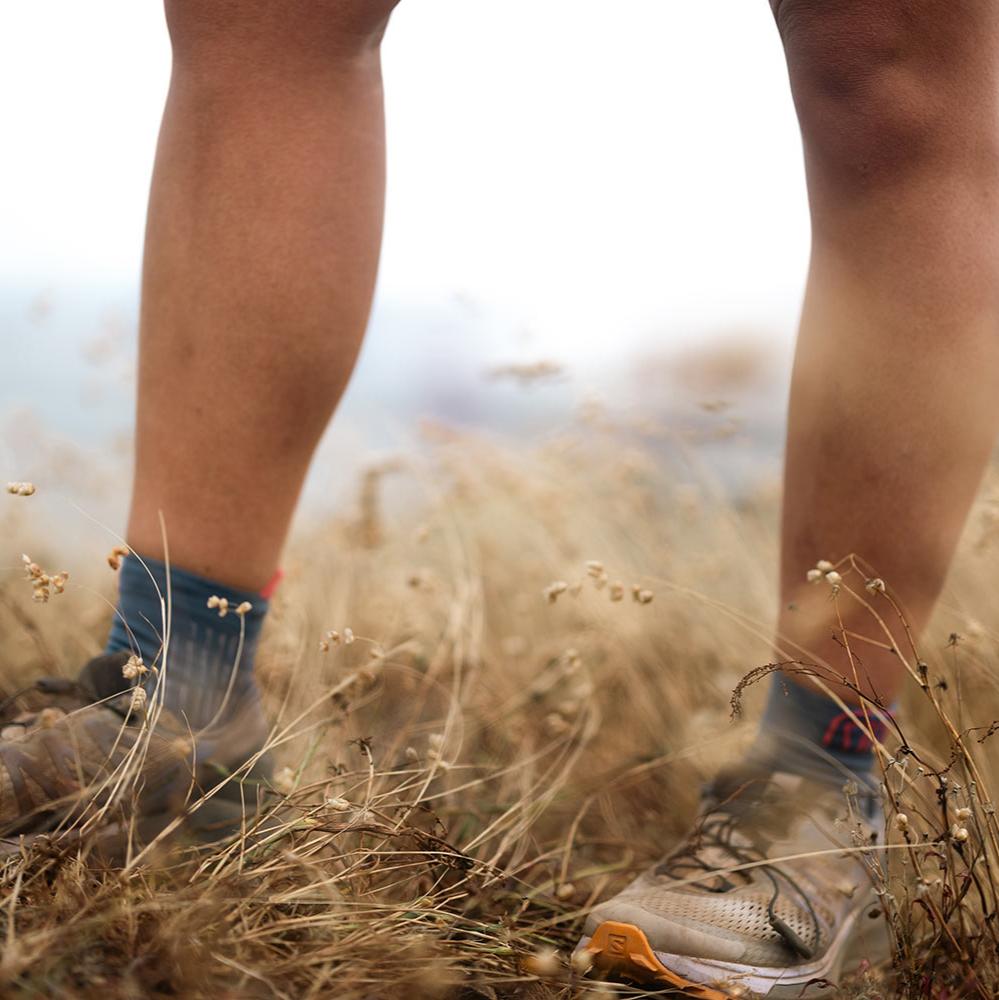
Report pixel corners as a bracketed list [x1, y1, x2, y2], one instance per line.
[127, 1, 399, 592]
[774, 0, 999, 704]
[582, 4, 999, 975]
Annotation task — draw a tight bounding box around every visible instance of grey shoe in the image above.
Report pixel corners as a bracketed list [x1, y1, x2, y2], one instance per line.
[578, 769, 889, 997]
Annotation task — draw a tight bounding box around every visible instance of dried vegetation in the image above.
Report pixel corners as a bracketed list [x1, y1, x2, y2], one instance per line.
[3, 417, 999, 998]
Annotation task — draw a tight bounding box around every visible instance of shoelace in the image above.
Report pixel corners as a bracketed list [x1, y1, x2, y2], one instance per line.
[656, 811, 822, 959]
[0, 677, 79, 717]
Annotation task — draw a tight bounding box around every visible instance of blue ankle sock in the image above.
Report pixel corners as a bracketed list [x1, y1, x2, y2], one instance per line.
[105, 554, 269, 732]
[748, 675, 890, 790]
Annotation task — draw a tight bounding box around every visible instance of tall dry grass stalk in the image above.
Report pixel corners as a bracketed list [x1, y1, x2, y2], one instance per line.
[1, 422, 999, 998]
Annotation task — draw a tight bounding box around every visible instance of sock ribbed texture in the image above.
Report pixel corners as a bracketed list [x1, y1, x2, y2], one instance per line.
[748, 675, 890, 791]
[106, 554, 268, 732]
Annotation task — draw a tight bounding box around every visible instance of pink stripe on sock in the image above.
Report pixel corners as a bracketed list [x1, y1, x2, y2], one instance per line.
[822, 711, 888, 752]
[822, 713, 847, 749]
[260, 568, 284, 600]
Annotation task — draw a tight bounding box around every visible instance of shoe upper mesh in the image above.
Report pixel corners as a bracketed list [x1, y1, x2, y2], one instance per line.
[586, 771, 879, 968]
[631, 884, 823, 947]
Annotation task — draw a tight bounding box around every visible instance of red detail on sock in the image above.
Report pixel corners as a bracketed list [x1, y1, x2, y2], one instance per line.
[260, 568, 284, 600]
[822, 711, 888, 753]
[822, 714, 847, 750]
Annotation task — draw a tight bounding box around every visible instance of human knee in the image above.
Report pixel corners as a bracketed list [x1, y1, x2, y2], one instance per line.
[164, 0, 402, 70]
[773, 0, 996, 189]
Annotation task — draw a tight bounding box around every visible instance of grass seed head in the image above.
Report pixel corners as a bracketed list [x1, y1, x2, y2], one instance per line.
[274, 766, 296, 794]
[544, 712, 570, 736]
[522, 947, 560, 978]
[22, 553, 66, 602]
[122, 655, 148, 680]
[36, 707, 63, 729]
[106, 545, 129, 570]
[6, 482, 36, 497]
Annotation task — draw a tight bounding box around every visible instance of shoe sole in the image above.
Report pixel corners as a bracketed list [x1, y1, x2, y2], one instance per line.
[580, 908, 890, 998]
[580, 922, 731, 999]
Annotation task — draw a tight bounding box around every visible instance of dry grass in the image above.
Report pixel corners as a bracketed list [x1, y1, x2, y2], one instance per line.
[3, 417, 999, 999]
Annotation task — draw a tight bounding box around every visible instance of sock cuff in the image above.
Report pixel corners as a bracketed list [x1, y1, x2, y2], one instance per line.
[108, 553, 269, 669]
[125, 554, 267, 618]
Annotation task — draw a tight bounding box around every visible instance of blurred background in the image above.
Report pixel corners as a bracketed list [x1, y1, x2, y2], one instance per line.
[1, 0, 808, 537]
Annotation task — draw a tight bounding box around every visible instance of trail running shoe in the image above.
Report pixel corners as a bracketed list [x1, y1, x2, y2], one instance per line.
[0, 653, 272, 855]
[578, 769, 889, 998]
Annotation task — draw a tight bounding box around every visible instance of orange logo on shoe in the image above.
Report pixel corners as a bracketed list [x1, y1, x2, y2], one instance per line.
[608, 933, 628, 957]
[586, 922, 729, 1000]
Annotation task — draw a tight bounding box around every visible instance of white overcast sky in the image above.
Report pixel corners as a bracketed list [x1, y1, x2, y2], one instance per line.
[0, 1, 810, 360]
